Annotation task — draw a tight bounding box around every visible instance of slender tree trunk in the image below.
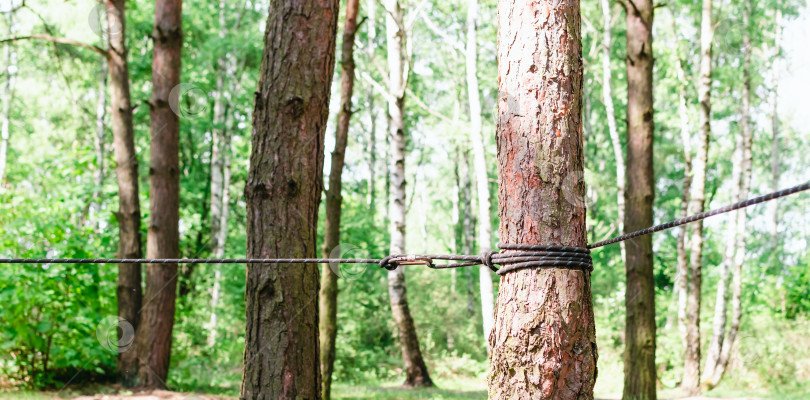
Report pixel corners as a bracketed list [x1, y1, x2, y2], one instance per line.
[135, 0, 182, 388]
[464, 0, 495, 350]
[683, 0, 713, 393]
[102, 0, 144, 387]
[460, 150, 476, 316]
[240, 0, 337, 396]
[767, 10, 782, 248]
[91, 59, 108, 228]
[671, 8, 693, 340]
[703, 75, 744, 387]
[488, 0, 597, 397]
[709, 9, 754, 387]
[366, 0, 377, 210]
[319, 0, 360, 397]
[602, 0, 626, 261]
[0, 12, 17, 186]
[623, 0, 656, 397]
[384, 0, 433, 387]
[206, 0, 239, 348]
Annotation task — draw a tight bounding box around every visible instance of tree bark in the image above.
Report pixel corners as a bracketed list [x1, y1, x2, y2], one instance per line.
[623, 0, 656, 398]
[465, 0, 495, 350]
[601, 0, 626, 262]
[708, 8, 753, 387]
[488, 0, 597, 397]
[135, 0, 182, 388]
[320, 0, 360, 397]
[240, 0, 337, 396]
[101, 0, 144, 387]
[683, 0, 713, 394]
[384, 0, 433, 388]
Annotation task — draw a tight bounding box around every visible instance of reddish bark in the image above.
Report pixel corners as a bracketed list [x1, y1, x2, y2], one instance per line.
[488, 0, 597, 398]
[320, 0, 360, 397]
[135, 0, 182, 388]
[240, 0, 338, 397]
[103, 0, 144, 387]
[623, 0, 656, 398]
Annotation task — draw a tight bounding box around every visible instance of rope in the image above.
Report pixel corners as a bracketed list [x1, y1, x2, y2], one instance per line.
[587, 180, 810, 249]
[1, 181, 807, 274]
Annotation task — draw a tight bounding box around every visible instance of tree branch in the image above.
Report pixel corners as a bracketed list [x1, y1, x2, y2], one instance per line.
[405, 87, 452, 122]
[421, 14, 464, 54]
[0, 34, 109, 58]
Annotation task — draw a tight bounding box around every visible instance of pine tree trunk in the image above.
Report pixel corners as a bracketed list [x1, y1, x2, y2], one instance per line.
[320, 0, 360, 397]
[384, 0, 433, 387]
[135, 0, 182, 388]
[602, 0, 626, 261]
[623, 0, 656, 397]
[102, 0, 144, 387]
[709, 10, 753, 386]
[240, 0, 337, 397]
[0, 12, 16, 185]
[683, 0, 713, 394]
[465, 0, 495, 349]
[488, 0, 597, 397]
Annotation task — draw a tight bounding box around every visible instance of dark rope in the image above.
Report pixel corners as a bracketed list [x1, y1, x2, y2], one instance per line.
[587, 180, 810, 249]
[0, 181, 807, 274]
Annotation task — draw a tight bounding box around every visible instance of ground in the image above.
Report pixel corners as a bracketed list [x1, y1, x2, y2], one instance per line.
[1, 381, 806, 400]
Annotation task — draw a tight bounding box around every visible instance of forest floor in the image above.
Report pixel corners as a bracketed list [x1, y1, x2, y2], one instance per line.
[1, 384, 805, 400]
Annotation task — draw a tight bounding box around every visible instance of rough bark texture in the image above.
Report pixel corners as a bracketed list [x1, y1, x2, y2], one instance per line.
[601, 0, 626, 261]
[239, 0, 337, 396]
[488, 0, 597, 397]
[465, 0, 495, 351]
[135, 0, 182, 388]
[319, 0, 359, 397]
[102, 0, 144, 387]
[708, 11, 753, 387]
[384, 0, 433, 387]
[683, 0, 713, 393]
[622, 0, 656, 398]
[0, 12, 15, 185]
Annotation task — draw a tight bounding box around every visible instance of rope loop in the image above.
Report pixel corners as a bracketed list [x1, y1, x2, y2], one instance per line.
[493, 243, 593, 276]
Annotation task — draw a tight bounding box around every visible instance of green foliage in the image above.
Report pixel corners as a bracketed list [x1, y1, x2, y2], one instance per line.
[0, 0, 808, 397]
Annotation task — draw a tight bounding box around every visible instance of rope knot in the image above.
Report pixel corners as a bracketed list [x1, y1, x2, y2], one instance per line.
[481, 251, 498, 273]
